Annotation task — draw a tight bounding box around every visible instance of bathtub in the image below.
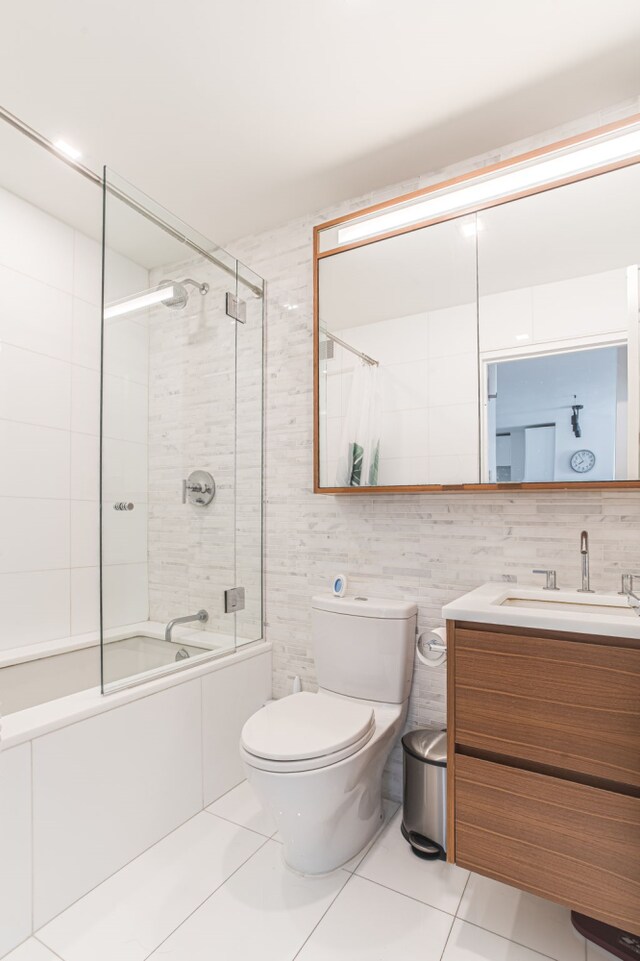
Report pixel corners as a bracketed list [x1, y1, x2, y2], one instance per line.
[0, 621, 236, 716]
[0, 630, 272, 958]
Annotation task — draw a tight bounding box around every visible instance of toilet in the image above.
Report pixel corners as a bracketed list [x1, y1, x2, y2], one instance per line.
[240, 594, 417, 874]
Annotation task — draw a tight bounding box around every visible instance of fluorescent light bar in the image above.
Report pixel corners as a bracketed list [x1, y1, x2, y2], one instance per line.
[54, 138, 82, 161]
[104, 284, 178, 320]
[338, 126, 640, 245]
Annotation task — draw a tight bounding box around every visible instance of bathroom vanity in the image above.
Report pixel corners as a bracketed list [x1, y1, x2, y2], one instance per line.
[443, 584, 640, 936]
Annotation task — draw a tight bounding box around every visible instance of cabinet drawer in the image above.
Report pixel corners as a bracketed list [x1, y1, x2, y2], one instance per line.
[455, 754, 640, 934]
[455, 628, 640, 786]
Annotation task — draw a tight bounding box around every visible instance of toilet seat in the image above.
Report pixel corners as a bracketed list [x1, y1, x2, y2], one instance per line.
[241, 691, 376, 773]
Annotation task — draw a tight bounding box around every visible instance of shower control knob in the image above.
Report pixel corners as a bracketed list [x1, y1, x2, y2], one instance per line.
[113, 502, 134, 511]
[182, 470, 216, 506]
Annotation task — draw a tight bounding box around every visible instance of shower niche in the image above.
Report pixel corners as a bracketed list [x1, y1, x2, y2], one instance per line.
[314, 117, 640, 492]
[101, 168, 264, 691]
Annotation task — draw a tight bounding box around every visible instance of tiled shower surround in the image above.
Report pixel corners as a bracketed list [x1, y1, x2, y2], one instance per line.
[146, 258, 264, 645]
[232, 98, 640, 798]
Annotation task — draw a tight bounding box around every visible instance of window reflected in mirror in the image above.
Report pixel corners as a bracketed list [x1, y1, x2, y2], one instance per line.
[478, 162, 640, 484]
[485, 346, 627, 483]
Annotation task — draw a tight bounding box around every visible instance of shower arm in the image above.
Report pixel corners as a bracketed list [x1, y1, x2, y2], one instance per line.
[180, 278, 209, 295]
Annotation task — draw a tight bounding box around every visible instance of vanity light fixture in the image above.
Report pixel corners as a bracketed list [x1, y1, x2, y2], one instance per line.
[53, 138, 82, 161]
[337, 123, 640, 245]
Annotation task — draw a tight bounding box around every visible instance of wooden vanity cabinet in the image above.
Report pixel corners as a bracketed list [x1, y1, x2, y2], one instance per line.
[446, 620, 640, 935]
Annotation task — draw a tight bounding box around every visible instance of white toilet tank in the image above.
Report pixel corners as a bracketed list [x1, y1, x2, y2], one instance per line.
[311, 595, 417, 703]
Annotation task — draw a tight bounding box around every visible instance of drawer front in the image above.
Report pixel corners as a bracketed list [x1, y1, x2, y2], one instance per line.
[455, 628, 640, 787]
[455, 754, 640, 935]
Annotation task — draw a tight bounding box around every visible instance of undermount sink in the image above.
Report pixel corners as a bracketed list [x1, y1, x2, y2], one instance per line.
[442, 583, 640, 639]
[499, 595, 637, 618]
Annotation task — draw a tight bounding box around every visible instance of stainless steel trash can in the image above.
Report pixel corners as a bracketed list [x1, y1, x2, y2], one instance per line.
[401, 728, 447, 860]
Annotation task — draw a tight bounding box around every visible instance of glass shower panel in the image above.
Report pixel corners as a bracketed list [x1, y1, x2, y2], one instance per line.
[234, 264, 264, 645]
[101, 169, 263, 691]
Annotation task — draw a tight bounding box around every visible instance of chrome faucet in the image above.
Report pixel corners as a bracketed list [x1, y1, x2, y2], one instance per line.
[165, 609, 208, 642]
[577, 530, 594, 593]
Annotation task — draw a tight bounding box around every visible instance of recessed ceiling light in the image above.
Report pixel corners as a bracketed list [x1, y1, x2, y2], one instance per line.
[54, 139, 82, 161]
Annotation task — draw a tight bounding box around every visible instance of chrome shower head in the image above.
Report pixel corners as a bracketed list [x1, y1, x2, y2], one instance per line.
[159, 277, 210, 311]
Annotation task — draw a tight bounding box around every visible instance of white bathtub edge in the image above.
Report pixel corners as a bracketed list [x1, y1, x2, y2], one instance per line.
[0, 639, 271, 751]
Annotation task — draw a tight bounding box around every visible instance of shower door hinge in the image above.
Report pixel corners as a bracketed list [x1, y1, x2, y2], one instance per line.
[224, 586, 246, 613]
[225, 292, 246, 324]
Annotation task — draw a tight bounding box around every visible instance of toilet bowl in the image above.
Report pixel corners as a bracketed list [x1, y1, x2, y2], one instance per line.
[240, 594, 417, 874]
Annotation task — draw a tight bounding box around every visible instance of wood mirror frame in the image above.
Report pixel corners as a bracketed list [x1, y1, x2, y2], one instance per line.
[313, 114, 640, 494]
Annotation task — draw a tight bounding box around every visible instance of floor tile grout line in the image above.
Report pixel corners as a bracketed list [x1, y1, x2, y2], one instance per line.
[435, 873, 473, 961]
[202, 806, 276, 840]
[451, 915, 586, 961]
[139, 835, 272, 961]
[454, 873, 471, 919]
[33, 933, 66, 961]
[351, 870, 458, 917]
[290, 870, 356, 961]
[33, 805, 256, 941]
[205, 777, 245, 806]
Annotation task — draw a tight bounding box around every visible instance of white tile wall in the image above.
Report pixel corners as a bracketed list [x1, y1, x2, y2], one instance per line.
[145, 256, 263, 646]
[202, 649, 272, 805]
[31, 679, 203, 927]
[0, 743, 32, 958]
[0, 185, 149, 652]
[230, 97, 640, 799]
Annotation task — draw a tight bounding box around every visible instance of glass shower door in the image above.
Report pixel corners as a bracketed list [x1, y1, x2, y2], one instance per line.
[100, 168, 263, 691]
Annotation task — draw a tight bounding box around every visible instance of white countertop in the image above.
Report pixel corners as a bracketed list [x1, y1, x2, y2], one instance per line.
[442, 582, 640, 639]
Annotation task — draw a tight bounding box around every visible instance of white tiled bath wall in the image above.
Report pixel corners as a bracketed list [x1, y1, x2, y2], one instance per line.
[0, 185, 149, 650]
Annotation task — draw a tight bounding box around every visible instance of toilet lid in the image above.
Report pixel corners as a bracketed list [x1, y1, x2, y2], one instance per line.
[241, 692, 375, 762]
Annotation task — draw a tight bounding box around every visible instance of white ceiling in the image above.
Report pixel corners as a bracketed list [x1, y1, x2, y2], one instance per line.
[1, 0, 640, 247]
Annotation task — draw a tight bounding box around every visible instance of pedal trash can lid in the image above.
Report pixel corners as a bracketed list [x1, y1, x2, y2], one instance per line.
[402, 728, 447, 767]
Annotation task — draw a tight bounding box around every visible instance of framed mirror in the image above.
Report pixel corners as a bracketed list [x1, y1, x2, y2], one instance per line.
[314, 116, 640, 493]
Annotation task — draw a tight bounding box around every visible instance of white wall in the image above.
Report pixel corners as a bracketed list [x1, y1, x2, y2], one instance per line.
[0, 185, 149, 653]
[479, 267, 629, 351]
[231, 98, 640, 800]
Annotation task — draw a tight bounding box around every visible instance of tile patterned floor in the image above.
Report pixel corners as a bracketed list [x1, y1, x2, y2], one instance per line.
[7, 781, 592, 961]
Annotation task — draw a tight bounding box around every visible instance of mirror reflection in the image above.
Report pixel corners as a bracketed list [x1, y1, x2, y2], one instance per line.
[317, 160, 640, 488]
[318, 216, 479, 487]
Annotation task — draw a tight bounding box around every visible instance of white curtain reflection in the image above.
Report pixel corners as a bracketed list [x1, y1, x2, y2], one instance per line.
[336, 362, 381, 486]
